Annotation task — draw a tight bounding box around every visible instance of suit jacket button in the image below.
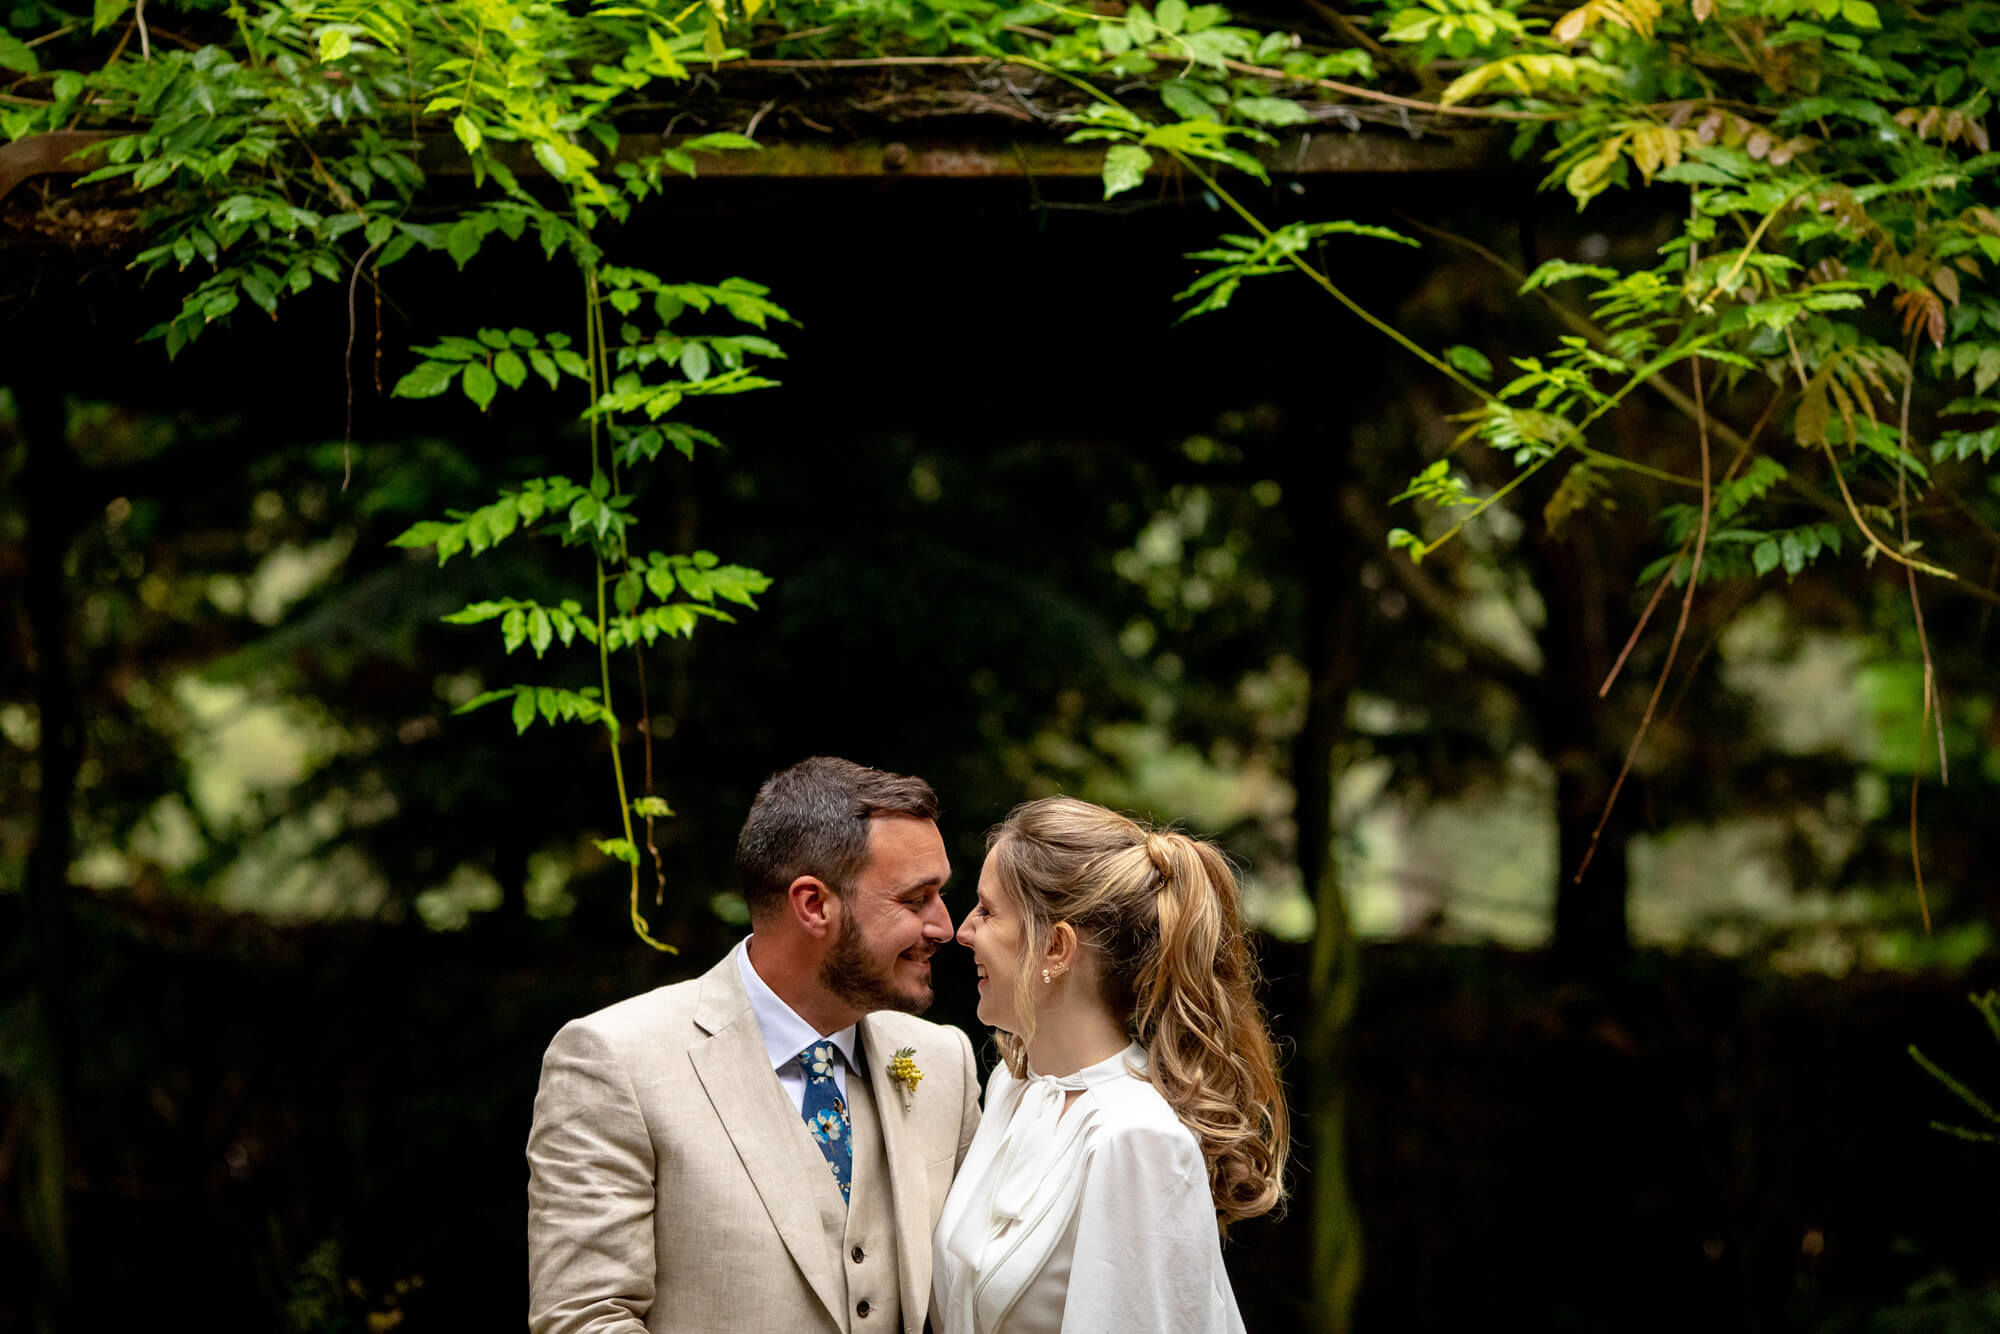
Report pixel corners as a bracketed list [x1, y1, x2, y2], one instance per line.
[851, 1246, 865, 1263]
[856, 1300, 872, 1318]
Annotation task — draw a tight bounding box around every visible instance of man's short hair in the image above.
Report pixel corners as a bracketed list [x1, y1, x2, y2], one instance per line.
[734, 756, 939, 918]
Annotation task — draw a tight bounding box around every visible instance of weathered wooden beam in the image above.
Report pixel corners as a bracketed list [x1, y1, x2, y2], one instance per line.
[0, 131, 114, 205]
[1, 123, 1503, 213]
[415, 129, 1510, 182]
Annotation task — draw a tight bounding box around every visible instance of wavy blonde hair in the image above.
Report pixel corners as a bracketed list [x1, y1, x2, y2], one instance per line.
[984, 796, 1289, 1229]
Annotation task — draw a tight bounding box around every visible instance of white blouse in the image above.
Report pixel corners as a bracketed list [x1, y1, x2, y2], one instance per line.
[931, 1043, 1246, 1334]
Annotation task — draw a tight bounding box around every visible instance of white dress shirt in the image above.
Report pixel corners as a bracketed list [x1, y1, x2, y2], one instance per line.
[734, 937, 858, 1107]
[931, 1043, 1246, 1334]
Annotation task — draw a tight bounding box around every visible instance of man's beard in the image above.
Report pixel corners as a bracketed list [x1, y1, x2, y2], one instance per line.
[819, 915, 932, 1016]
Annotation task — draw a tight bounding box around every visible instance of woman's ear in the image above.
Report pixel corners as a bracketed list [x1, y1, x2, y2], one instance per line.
[1046, 920, 1078, 975]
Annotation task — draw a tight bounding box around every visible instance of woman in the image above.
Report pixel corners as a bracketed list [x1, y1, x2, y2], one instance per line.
[932, 797, 1288, 1333]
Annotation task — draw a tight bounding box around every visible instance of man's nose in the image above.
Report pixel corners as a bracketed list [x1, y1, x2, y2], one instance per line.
[923, 895, 954, 941]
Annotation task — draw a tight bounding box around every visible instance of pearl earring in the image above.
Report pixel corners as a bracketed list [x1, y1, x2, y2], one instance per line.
[1042, 968, 1052, 985]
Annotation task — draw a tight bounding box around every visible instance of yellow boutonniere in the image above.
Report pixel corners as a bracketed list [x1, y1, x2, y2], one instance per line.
[887, 1047, 923, 1111]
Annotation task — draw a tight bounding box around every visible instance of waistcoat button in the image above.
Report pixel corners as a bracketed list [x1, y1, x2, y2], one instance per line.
[851, 1245, 865, 1263]
[856, 1300, 872, 1318]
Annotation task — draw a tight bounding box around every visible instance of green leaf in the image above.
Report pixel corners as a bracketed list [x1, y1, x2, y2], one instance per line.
[531, 140, 569, 180]
[1234, 97, 1312, 127]
[447, 219, 483, 268]
[412, 336, 487, 361]
[1103, 144, 1152, 199]
[441, 600, 510, 626]
[1781, 532, 1807, 576]
[317, 28, 352, 62]
[462, 361, 497, 411]
[453, 689, 515, 716]
[646, 25, 686, 76]
[502, 607, 527, 652]
[680, 342, 711, 382]
[1161, 79, 1221, 122]
[392, 361, 458, 399]
[632, 796, 675, 818]
[682, 132, 762, 153]
[528, 348, 559, 389]
[515, 486, 546, 526]
[1840, 0, 1879, 27]
[493, 350, 527, 390]
[593, 837, 641, 867]
[1156, 0, 1188, 33]
[1445, 345, 1494, 380]
[511, 690, 536, 734]
[90, 0, 129, 34]
[0, 31, 41, 73]
[1752, 539, 1781, 577]
[1974, 347, 2000, 396]
[388, 520, 451, 550]
[528, 607, 552, 655]
[615, 570, 643, 614]
[1182, 27, 1251, 67]
[453, 114, 482, 155]
[1519, 259, 1619, 293]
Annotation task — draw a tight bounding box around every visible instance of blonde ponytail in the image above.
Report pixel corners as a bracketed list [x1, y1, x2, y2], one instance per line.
[984, 798, 1289, 1229]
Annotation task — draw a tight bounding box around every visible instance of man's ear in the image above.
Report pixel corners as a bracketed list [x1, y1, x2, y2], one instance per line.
[788, 875, 839, 940]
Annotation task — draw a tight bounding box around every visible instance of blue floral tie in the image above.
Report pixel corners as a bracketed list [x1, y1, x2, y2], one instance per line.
[797, 1041, 851, 1206]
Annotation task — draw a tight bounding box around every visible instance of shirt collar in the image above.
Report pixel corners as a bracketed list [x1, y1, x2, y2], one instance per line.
[735, 937, 860, 1072]
[1026, 1041, 1147, 1091]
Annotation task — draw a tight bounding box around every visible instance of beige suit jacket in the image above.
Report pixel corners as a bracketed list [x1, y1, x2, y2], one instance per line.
[527, 952, 982, 1334]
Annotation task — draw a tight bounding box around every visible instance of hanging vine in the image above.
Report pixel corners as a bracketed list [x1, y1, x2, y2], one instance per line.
[4, 0, 1998, 931]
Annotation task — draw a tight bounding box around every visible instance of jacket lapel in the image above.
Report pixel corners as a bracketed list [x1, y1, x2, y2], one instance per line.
[860, 1014, 934, 1328]
[689, 955, 844, 1329]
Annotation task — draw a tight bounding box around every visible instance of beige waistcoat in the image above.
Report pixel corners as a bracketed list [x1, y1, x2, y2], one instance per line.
[807, 1052, 901, 1332]
[527, 952, 982, 1334]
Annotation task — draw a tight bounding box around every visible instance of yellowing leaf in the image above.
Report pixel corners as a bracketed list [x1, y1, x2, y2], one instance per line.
[1442, 53, 1620, 105]
[1565, 132, 1628, 204]
[1551, 0, 1661, 43]
[1794, 362, 1833, 449]
[1544, 462, 1611, 534]
[1624, 124, 1683, 183]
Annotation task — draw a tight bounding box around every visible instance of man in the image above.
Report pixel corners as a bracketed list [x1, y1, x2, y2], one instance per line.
[528, 757, 981, 1334]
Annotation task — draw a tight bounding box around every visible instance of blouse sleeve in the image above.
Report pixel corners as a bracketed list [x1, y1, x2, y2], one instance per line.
[1058, 1118, 1240, 1334]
